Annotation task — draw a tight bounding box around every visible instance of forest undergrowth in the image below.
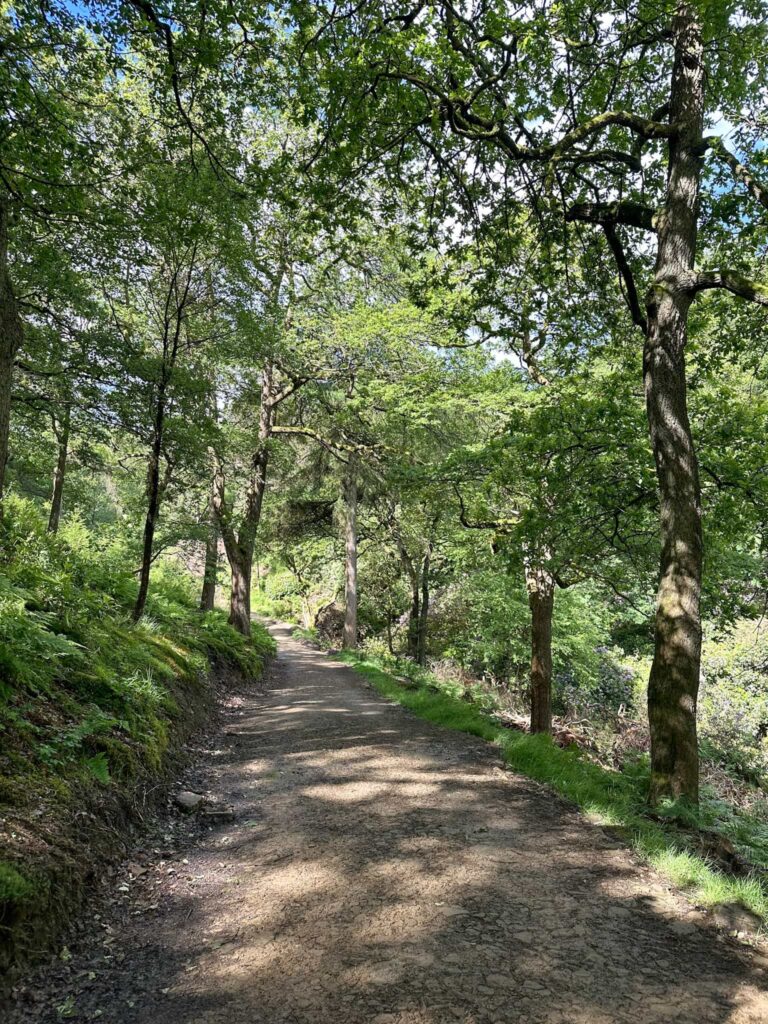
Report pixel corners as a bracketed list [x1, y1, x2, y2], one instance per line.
[0, 496, 274, 981]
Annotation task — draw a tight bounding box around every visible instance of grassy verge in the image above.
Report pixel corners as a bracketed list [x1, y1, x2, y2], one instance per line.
[336, 649, 768, 927]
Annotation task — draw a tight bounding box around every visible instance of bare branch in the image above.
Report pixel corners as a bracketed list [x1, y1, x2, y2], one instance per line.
[602, 224, 648, 333]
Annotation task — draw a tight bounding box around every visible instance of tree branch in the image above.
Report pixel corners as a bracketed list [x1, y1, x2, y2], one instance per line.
[453, 484, 518, 530]
[566, 200, 656, 231]
[694, 269, 768, 306]
[708, 138, 768, 211]
[125, 0, 228, 176]
[602, 224, 648, 333]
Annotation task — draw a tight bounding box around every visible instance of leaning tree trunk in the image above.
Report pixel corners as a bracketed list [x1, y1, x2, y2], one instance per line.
[47, 406, 71, 534]
[644, 4, 705, 805]
[0, 198, 23, 506]
[214, 366, 275, 638]
[526, 565, 555, 734]
[342, 460, 358, 649]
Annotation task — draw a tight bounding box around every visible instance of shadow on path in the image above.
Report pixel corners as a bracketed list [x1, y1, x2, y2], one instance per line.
[19, 624, 768, 1024]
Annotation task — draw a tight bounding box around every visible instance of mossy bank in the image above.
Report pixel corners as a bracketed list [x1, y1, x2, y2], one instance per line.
[0, 497, 275, 997]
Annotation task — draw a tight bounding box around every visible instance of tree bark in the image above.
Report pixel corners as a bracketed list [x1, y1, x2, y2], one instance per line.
[133, 385, 166, 622]
[416, 542, 432, 667]
[526, 565, 555, 734]
[200, 520, 218, 612]
[644, 4, 705, 805]
[0, 198, 23, 506]
[342, 459, 358, 649]
[47, 405, 71, 534]
[228, 548, 253, 635]
[131, 251, 195, 622]
[406, 583, 420, 661]
[213, 365, 275, 638]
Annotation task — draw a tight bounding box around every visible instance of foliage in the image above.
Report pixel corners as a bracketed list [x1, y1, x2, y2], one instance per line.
[3, 0, 768, 969]
[699, 621, 768, 782]
[0, 495, 273, 793]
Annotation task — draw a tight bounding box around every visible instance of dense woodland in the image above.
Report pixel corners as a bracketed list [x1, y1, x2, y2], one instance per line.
[4, 0, 768, 960]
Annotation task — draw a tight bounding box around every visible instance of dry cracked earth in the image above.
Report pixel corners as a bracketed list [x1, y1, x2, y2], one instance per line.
[11, 623, 768, 1024]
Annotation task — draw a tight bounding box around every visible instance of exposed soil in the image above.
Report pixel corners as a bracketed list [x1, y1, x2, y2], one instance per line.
[10, 623, 768, 1023]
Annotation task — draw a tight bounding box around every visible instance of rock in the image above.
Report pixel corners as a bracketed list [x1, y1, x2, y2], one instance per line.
[174, 791, 204, 812]
[712, 902, 763, 935]
[201, 804, 236, 824]
[668, 918, 700, 937]
[698, 832, 753, 875]
[314, 600, 346, 641]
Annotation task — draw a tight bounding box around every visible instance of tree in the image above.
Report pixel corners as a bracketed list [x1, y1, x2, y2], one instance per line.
[298, 0, 768, 802]
[342, 455, 359, 649]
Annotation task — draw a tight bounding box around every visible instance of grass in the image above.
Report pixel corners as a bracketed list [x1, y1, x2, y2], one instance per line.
[337, 650, 768, 928]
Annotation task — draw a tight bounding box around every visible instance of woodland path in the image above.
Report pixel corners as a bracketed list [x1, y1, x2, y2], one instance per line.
[15, 623, 768, 1024]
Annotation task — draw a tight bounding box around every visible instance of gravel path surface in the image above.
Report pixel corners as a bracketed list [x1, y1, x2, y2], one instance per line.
[14, 623, 768, 1023]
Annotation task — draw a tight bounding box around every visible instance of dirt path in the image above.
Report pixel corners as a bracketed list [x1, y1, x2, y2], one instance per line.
[14, 624, 768, 1023]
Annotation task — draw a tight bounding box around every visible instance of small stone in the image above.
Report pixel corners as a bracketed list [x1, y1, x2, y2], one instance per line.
[201, 804, 236, 823]
[438, 904, 468, 916]
[175, 791, 204, 812]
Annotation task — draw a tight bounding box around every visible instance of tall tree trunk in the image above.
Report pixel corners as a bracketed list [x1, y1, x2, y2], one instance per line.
[526, 565, 554, 734]
[200, 393, 220, 612]
[644, 4, 705, 805]
[0, 198, 23, 506]
[342, 460, 358, 649]
[200, 522, 218, 612]
[133, 386, 166, 622]
[228, 547, 253, 635]
[47, 406, 70, 534]
[416, 542, 432, 667]
[213, 365, 275, 638]
[406, 584, 420, 661]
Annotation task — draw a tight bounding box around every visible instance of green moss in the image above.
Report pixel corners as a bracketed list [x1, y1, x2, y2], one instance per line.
[0, 862, 36, 904]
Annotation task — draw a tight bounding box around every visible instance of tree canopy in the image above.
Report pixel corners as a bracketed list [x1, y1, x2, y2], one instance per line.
[3, 0, 768, 828]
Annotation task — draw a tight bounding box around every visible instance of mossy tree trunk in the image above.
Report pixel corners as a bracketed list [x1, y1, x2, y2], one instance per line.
[200, 520, 218, 612]
[644, 4, 705, 805]
[0, 198, 23, 508]
[133, 383, 168, 622]
[214, 364, 278, 638]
